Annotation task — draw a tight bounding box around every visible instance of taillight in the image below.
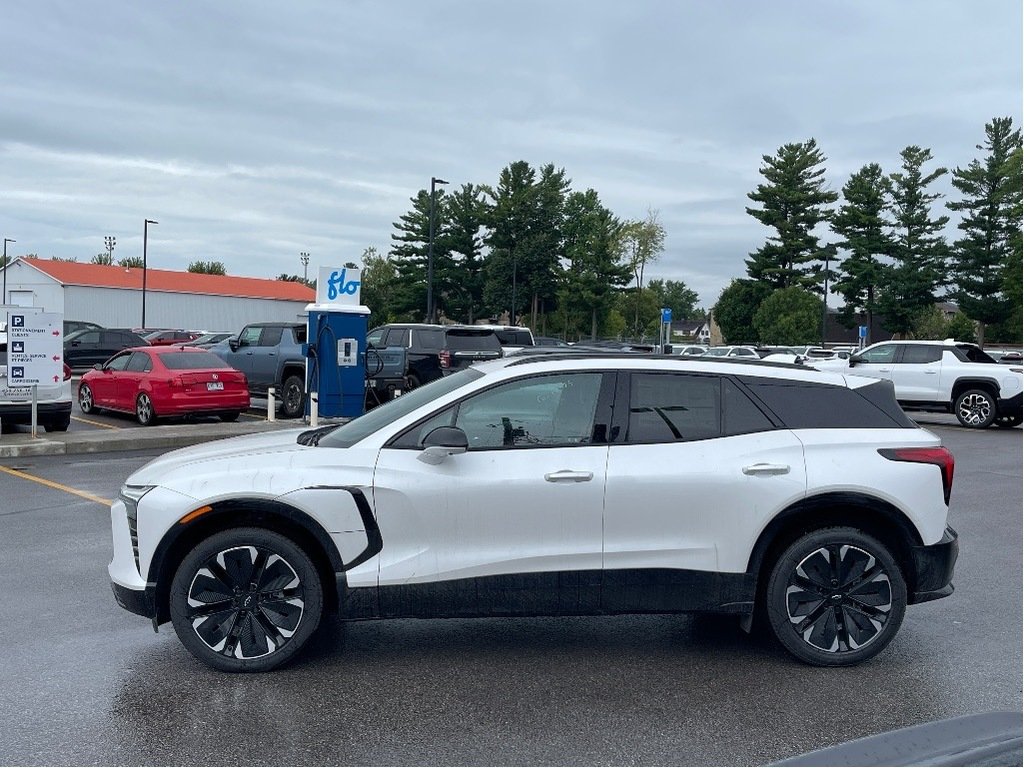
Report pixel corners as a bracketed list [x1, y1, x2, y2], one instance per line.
[878, 447, 955, 505]
[439, 350, 451, 369]
[166, 376, 184, 387]
[63, 364, 71, 381]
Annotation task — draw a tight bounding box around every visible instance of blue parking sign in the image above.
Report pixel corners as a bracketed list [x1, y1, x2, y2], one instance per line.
[661, 308, 672, 324]
[858, 325, 868, 339]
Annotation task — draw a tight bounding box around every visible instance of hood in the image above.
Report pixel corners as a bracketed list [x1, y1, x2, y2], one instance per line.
[127, 427, 308, 487]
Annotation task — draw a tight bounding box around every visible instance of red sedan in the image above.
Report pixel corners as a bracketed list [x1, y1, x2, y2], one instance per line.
[78, 346, 250, 425]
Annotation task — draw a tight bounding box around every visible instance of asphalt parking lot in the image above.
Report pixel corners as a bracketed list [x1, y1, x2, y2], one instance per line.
[0, 418, 1019, 765]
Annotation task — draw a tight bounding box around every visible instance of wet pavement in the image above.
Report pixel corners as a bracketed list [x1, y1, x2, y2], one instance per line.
[0, 421, 1020, 765]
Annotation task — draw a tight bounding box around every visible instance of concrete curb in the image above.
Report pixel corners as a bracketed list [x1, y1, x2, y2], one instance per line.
[0, 420, 298, 458]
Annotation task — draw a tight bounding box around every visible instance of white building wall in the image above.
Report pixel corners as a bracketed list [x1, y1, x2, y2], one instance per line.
[65, 287, 309, 331]
[1, 261, 65, 312]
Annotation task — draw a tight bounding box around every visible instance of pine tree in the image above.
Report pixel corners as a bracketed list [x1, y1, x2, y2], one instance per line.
[389, 189, 453, 321]
[442, 184, 487, 323]
[745, 139, 838, 289]
[947, 117, 1023, 347]
[831, 163, 893, 343]
[877, 146, 949, 336]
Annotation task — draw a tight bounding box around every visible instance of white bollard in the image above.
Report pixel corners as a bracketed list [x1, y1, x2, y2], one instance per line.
[267, 387, 276, 422]
[309, 392, 318, 427]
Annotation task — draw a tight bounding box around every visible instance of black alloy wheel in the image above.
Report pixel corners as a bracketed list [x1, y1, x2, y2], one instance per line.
[281, 375, 305, 419]
[954, 388, 997, 429]
[765, 527, 906, 666]
[169, 528, 323, 672]
[78, 383, 95, 414]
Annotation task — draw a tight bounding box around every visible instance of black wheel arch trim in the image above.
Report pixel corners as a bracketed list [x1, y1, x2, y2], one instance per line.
[146, 488, 380, 624]
[746, 491, 925, 590]
[951, 377, 1001, 398]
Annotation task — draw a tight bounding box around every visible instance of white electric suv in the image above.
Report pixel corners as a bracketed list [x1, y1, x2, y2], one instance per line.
[109, 353, 958, 672]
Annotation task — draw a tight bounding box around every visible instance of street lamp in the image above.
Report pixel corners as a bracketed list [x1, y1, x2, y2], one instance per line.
[142, 219, 158, 329]
[104, 235, 116, 263]
[300, 251, 310, 283]
[2, 237, 14, 305]
[820, 247, 832, 348]
[427, 176, 448, 323]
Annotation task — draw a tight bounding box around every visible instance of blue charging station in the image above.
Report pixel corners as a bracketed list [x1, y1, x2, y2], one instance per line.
[304, 266, 370, 419]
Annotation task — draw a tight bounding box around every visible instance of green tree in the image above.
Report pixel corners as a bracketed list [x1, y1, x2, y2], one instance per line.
[621, 209, 666, 336]
[91, 252, 113, 266]
[753, 287, 823, 345]
[996, 146, 1023, 343]
[359, 246, 398, 323]
[947, 117, 1023, 347]
[118, 256, 144, 269]
[557, 189, 630, 339]
[946, 312, 977, 343]
[647, 278, 702, 321]
[877, 146, 949, 335]
[50, 256, 78, 262]
[831, 163, 893, 343]
[713, 279, 772, 344]
[276, 273, 314, 288]
[389, 188, 443, 321]
[188, 260, 227, 275]
[441, 184, 487, 323]
[745, 139, 838, 289]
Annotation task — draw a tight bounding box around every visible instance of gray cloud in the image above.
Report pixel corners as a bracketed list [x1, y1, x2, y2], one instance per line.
[1, 0, 1020, 306]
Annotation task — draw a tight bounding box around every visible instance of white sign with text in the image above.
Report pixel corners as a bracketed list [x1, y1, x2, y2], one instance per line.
[6, 310, 63, 386]
[315, 266, 362, 307]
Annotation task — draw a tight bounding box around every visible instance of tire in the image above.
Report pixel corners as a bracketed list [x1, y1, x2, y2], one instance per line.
[43, 414, 71, 432]
[169, 527, 323, 672]
[136, 392, 157, 426]
[79, 384, 96, 414]
[764, 526, 907, 666]
[405, 374, 421, 391]
[280, 375, 305, 419]
[954, 388, 997, 429]
[995, 413, 1023, 429]
[219, 411, 241, 422]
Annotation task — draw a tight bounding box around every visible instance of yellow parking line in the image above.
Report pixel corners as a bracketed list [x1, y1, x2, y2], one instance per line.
[0, 465, 112, 507]
[71, 415, 121, 430]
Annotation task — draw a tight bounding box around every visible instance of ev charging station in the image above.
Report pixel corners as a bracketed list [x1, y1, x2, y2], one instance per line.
[304, 266, 368, 419]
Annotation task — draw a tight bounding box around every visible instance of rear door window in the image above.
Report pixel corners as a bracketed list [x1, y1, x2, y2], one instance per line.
[415, 329, 445, 349]
[259, 326, 283, 346]
[899, 345, 943, 364]
[627, 373, 720, 443]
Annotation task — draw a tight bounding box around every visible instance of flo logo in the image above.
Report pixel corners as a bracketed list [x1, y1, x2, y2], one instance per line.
[327, 268, 360, 300]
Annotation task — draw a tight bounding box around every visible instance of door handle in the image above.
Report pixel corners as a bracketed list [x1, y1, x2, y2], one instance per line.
[878, 367, 891, 373]
[544, 470, 593, 483]
[742, 463, 790, 476]
[924, 370, 938, 375]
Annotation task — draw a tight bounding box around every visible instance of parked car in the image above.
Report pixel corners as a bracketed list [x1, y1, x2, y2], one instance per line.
[190, 332, 234, 348]
[63, 319, 103, 337]
[365, 323, 503, 394]
[701, 345, 759, 358]
[209, 323, 308, 418]
[144, 329, 203, 346]
[78, 346, 249, 425]
[534, 336, 570, 347]
[674, 344, 709, 356]
[110, 353, 957, 672]
[847, 339, 1024, 428]
[469, 324, 535, 353]
[0, 329, 72, 431]
[64, 328, 149, 371]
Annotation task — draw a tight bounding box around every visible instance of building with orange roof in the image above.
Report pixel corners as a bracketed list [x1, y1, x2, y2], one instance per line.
[1, 257, 315, 331]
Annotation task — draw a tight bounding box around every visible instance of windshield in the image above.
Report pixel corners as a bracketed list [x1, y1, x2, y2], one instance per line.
[318, 368, 484, 449]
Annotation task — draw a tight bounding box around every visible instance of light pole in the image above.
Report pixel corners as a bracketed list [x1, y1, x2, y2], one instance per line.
[104, 235, 116, 264]
[2, 237, 14, 305]
[427, 176, 448, 323]
[142, 219, 158, 329]
[820, 248, 831, 348]
[300, 251, 310, 284]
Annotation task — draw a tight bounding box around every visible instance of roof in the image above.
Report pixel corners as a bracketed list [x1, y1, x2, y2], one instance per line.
[19, 258, 315, 303]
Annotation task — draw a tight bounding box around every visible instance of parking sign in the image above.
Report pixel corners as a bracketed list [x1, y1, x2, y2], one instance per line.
[6, 311, 63, 386]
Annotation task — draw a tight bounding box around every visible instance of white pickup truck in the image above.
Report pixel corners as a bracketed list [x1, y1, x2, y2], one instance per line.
[843, 339, 1023, 429]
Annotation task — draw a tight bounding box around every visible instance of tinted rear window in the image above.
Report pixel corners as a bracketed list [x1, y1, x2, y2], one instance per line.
[494, 329, 533, 346]
[901, 345, 943, 364]
[741, 378, 910, 429]
[446, 330, 501, 351]
[952, 344, 997, 363]
[415, 329, 445, 349]
[159, 351, 232, 370]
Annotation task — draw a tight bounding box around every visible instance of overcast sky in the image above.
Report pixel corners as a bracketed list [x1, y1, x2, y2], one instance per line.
[2, 1, 1021, 307]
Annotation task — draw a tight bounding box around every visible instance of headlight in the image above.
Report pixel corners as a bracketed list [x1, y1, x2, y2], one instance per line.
[119, 484, 154, 509]
[119, 486, 153, 574]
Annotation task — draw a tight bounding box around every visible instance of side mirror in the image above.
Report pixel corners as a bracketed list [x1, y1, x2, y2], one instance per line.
[418, 426, 469, 465]
[848, 355, 861, 366]
[92, 364, 103, 371]
[228, 338, 240, 351]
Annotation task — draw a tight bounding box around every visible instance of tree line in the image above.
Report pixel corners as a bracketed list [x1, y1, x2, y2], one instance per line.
[714, 116, 1022, 346]
[359, 160, 703, 340]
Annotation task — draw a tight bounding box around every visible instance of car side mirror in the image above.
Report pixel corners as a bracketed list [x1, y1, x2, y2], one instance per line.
[418, 426, 469, 465]
[848, 355, 861, 366]
[228, 339, 240, 351]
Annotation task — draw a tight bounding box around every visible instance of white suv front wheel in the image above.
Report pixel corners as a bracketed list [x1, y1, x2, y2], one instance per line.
[765, 527, 907, 666]
[169, 528, 324, 672]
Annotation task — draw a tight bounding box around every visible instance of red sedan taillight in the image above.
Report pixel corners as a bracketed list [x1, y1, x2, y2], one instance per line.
[878, 447, 955, 505]
[439, 349, 451, 369]
[63, 364, 72, 381]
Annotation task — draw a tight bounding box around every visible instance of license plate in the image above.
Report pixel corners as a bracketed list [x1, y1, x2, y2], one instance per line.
[206, 382, 224, 391]
[368, 379, 376, 388]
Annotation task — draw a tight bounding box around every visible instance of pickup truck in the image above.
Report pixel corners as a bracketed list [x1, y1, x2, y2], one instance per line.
[844, 339, 1023, 429]
[210, 323, 308, 418]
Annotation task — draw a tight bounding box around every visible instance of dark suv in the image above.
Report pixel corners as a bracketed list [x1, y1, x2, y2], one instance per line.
[365, 324, 502, 400]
